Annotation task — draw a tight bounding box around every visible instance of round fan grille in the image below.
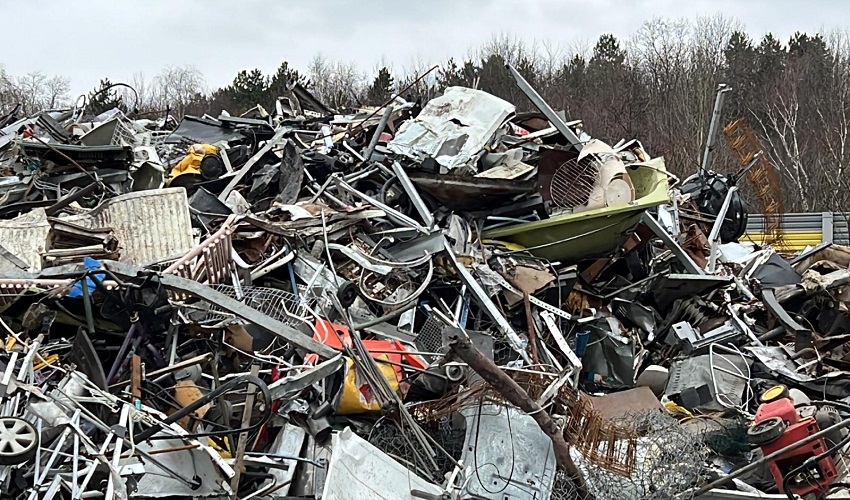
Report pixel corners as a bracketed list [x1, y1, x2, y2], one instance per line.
[549, 154, 604, 210]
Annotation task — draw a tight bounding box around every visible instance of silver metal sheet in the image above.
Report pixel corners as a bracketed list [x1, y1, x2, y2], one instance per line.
[388, 87, 515, 172]
[256, 424, 306, 497]
[460, 404, 556, 499]
[118, 437, 231, 498]
[322, 428, 443, 500]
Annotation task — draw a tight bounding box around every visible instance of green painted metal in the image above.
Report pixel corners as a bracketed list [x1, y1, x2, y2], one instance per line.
[484, 157, 670, 263]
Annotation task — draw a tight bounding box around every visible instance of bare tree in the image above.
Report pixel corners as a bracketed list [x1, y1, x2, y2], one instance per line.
[0, 71, 71, 114]
[308, 54, 365, 109]
[152, 65, 206, 118]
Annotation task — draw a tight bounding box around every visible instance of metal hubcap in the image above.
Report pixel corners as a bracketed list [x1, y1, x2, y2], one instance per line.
[0, 418, 35, 455]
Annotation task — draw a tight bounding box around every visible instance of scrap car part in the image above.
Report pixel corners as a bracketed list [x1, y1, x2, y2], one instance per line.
[761, 288, 812, 352]
[0, 417, 37, 465]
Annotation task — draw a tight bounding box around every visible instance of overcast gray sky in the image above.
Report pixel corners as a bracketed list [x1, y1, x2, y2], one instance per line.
[6, 0, 849, 96]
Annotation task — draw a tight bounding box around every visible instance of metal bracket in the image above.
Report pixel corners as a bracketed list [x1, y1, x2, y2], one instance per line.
[487, 268, 573, 320]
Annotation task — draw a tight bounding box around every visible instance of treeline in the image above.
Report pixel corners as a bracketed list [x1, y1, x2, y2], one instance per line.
[4, 15, 850, 212]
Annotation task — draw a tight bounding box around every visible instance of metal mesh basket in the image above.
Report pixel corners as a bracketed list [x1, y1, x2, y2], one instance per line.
[193, 284, 325, 327]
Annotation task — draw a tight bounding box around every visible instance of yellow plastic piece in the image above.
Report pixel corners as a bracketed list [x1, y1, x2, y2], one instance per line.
[208, 436, 232, 459]
[663, 400, 693, 418]
[745, 231, 822, 252]
[336, 356, 399, 415]
[33, 354, 58, 370]
[761, 385, 788, 403]
[168, 144, 219, 183]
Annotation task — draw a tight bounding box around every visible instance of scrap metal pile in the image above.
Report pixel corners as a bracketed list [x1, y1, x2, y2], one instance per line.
[0, 67, 847, 499]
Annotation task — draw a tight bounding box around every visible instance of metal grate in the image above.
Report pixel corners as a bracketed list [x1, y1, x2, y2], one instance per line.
[414, 314, 445, 357]
[195, 284, 324, 326]
[724, 118, 785, 246]
[549, 155, 603, 210]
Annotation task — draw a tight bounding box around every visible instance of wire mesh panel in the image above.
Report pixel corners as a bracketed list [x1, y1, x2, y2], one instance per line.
[194, 284, 324, 327]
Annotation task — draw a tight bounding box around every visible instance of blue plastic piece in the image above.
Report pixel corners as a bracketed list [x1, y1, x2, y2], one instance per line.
[68, 257, 104, 298]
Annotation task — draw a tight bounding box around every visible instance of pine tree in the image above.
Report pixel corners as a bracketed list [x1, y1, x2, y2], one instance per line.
[366, 67, 394, 105]
[87, 78, 124, 115]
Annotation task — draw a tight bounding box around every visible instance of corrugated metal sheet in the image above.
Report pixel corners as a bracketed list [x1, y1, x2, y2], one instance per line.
[0, 188, 194, 271]
[747, 213, 825, 231]
[834, 213, 850, 245]
[745, 212, 850, 249]
[88, 188, 195, 266]
[0, 209, 53, 271]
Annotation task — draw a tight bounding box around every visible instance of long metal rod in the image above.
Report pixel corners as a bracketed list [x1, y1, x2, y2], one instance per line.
[443, 239, 531, 364]
[707, 186, 738, 273]
[218, 128, 289, 202]
[700, 84, 730, 175]
[391, 161, 435, 229]
[507, 64, 583, 150]
[230, 364, 260, 496]
[336, 178, 427, 233]
[363, 105, 393, 161]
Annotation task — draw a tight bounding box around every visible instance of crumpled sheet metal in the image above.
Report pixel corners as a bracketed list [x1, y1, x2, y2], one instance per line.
[388, 86, 515, 172]
[0, 187, 193, 270]
[321, 427, 444, 500]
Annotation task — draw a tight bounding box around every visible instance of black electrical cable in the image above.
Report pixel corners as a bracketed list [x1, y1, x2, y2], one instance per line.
[472, 397, 516, 495]
[133, 374, 270, 443]
[85, 82, 140, 115]
[139, 382, 234, 433]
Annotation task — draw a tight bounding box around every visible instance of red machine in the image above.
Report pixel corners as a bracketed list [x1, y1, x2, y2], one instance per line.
[749, 392, 839, 497]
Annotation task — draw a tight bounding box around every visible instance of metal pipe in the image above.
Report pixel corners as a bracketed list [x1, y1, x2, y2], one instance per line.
[707, 186, 738, 273]
[363, 105, 394, 161]
[106, 320, 140, 384]
[352, 301, 417, 330]
[700, 84, 730, 175]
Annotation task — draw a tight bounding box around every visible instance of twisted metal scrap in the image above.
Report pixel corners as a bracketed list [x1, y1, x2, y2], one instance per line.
[723, 118, 786, 247]
[571, 411, 709, 500]
[415, 368, 642, 478]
